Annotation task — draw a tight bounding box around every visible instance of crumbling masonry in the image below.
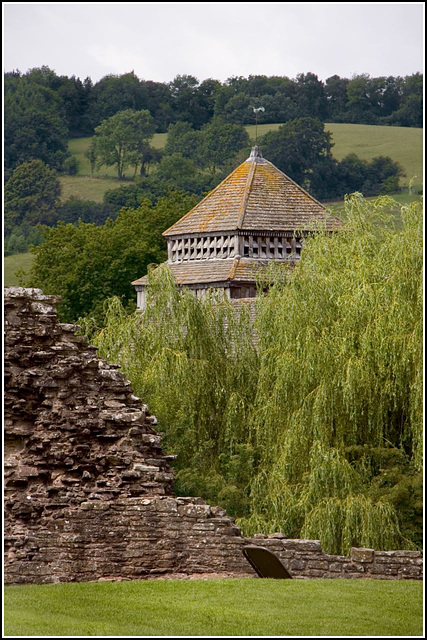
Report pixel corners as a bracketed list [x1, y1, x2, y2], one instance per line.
[4, 288, 423, 584]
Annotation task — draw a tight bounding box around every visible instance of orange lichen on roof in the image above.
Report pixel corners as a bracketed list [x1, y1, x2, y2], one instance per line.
[163, 152, 341, 237]
[163, 162, 252, 236]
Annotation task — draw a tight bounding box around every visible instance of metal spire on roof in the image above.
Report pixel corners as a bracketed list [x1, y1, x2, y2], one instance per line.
[250, 106, 265, 144]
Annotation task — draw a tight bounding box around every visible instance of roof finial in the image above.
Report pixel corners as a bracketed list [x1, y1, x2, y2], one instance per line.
[249, 146, 263, 161]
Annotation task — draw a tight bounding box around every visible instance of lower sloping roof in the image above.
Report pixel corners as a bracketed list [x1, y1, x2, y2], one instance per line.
[132, 257, 294, 288]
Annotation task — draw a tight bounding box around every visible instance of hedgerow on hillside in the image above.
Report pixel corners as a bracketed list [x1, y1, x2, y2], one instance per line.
[90, 194, 423, 554]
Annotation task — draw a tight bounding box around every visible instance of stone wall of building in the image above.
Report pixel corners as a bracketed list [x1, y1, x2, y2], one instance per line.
[4, 287, 422, 585]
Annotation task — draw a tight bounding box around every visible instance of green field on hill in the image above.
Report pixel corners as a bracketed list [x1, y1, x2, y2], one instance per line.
[60, 175, 122, 203]
[64, 123, 422, 204]
[4, 252, 34, 286]
[67, 133, 167, 179]
[246, 122, 423, 189]
[324, 123, 422, 188]
[4, 578, 423, 637]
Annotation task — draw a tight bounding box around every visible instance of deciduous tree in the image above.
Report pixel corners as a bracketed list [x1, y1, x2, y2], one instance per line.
[93, 109, 155, 179]
[259, 117, 334, 191]
[23, 193, 199, 322]
[4, 72, 69, 173]
[200, 117, 250, 174]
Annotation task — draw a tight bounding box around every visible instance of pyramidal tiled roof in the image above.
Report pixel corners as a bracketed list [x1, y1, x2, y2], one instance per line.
[163, 147, 341, 237]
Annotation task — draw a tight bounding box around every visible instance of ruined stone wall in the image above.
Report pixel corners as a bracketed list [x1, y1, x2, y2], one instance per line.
[247, 535, 423, 580]
[4, 288, 422, 584]
[4, 287, 250, 584]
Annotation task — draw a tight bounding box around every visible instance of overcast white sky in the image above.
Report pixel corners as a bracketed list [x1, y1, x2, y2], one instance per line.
[3, 3, 425, 84]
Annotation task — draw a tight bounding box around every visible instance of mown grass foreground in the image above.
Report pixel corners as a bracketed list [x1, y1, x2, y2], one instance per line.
[4, 578, 423, 637]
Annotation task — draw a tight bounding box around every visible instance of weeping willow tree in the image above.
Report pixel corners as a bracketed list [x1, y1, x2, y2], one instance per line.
[91, 269, 260, 514]
[243, 193, 423, 552]
[91, 193, 423, 554]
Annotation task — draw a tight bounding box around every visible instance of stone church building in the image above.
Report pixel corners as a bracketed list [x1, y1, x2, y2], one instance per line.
[132, 146, 342, 309]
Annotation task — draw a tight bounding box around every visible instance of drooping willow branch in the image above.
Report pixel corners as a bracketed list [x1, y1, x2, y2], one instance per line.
[91, 194, 423, 554]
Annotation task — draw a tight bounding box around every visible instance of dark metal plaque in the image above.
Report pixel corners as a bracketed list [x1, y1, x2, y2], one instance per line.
[242, 545, 293, 579]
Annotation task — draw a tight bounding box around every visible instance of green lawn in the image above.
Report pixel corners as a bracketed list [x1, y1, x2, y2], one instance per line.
[4, 578, 423, 637]
[4, 252, 34, 286]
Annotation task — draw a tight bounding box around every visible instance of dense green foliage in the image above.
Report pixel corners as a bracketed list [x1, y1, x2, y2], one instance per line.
[4, 579, 423, 637]
[4, 68, 422, 148]
[22, 193, 199, 322]
[4, 161, 118, 255]
[91, 195, 422, 554]
[4, 66, 418, 256]
[164, 117, 251, 173]
[4, 223, 45, 256]
[4, 68, 71, 176]
[4, 160, 62, 234]
[335, 153, 405, 197]
[259, 118, 335, 199]
[56, 197, 116, 225]
[198, 117, 251, 174]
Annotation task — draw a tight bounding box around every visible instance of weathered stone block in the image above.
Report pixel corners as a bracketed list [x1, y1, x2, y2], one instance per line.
[370, 564, 399, 575]
[290, 559, 307, 571]
[282, 539, 322, 552]
[398, 565, 421, 577]
[351, 547, 374, 563]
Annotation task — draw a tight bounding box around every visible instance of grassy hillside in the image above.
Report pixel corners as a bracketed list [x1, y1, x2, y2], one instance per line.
[245, 122, 423, 189]
[324, 123, 423, 188]
[4, 578, 423, 637]
[4, 252, 34, 286]
[68, 134, 166, 178]
[64, 124, 422, 204]
[59, 175, 123, 203]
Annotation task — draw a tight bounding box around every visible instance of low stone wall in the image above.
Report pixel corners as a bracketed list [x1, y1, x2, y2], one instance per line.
[4, 287, 423, 585]
[246, 534, 423, 580]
